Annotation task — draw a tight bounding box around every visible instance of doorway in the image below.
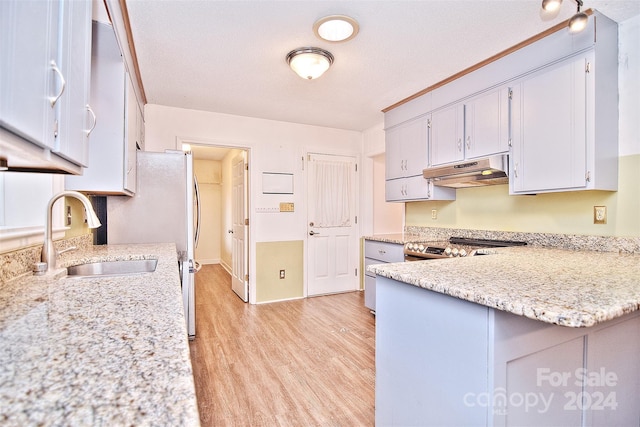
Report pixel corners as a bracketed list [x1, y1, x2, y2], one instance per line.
[188, 144, 250, 302]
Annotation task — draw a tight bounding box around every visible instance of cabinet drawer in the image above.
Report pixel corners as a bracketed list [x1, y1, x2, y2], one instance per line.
[364, 241, 404, 263]
[365, 257, 384, 277]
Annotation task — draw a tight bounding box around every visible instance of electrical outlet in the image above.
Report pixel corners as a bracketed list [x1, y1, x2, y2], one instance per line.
[279, 269, 285, 279]
[431, 209, 437, 220]
[594, 206, 607, 224]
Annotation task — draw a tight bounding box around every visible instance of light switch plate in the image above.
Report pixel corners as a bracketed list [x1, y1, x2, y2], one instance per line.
[280, 202, 294, 212]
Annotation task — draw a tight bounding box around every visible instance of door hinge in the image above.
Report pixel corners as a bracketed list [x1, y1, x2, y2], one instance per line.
[245, 162, 248, 170]
[427, 119, 432, 129]
[355, 163, 358, 172]
[355, 268, 358, 277]
[585, 62, 591, 73]
[355, 215, 358, 224]
[245, 274, 249, 282]
[508, 88, 513, 99]
[244, 218, 249, 226]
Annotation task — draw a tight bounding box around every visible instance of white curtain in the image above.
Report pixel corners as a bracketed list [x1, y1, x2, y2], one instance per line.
[313, 159, 351, 227]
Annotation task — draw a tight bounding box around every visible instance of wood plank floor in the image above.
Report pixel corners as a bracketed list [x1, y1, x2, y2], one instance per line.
[188, 264, 376, 426]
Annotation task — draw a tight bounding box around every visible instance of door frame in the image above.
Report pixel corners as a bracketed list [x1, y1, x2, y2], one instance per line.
[304, 148, 361, 297]
[177, 137, 252, 301]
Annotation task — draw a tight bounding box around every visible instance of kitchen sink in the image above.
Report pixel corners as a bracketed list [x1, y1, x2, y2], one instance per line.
[67, 259, 158, 278]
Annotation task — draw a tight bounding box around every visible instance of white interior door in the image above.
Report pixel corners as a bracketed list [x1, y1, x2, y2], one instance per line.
[231, 153, 248, 301]
[307, 153, 359, 296]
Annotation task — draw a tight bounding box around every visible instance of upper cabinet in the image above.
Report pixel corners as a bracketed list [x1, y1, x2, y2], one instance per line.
[0, 0, 92, 173]
[384, 10, 618, 196]
[510, 31, 618, 194]
[429, 86, 510, 167]
[385, 116, 428, 180]
[66, 21, 141, 195]
[385, 116, 455, 201]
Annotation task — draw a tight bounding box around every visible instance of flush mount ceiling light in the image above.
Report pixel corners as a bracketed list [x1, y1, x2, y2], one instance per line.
[286, 47, 334, 80]
[541, 0, 589, 33]
[313, 15, 359, 43]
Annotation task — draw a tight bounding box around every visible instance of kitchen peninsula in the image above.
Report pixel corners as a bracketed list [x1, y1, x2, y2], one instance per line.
[0, 243, 199, 426]
[368, 242, 640, 426]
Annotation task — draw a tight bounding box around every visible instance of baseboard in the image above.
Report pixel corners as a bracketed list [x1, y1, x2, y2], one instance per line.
[220, 259, 232, 275]
[197, 259, 220, 265]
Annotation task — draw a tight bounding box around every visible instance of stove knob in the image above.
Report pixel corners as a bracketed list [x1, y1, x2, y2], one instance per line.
[459, 249, 467, 257]
[452, 248, 459, 257]
[405, 243, 412, 251]
[444, 247, 452, 256]
[418, 244, 425, 252]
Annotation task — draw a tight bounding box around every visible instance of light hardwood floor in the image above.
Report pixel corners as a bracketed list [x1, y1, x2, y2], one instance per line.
[189, 264, 376, 426]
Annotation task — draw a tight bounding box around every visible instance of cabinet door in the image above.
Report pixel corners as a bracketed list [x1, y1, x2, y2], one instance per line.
[402, 117, 428, 177]
[511, 55, 588, 194]
[54, 0, 92, 166]
[385, 117, 428, 179]
[430, 104, 464, 166]
[385, 123, 405, 180]
[0, 0, 59, 149]
[464, 87, 510, 159]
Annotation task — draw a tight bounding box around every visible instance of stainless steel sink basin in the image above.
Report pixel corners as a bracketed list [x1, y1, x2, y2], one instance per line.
[67, 259, 158, 278]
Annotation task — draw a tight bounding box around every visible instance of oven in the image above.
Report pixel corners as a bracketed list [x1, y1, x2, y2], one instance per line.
[404, 237, 527, 261]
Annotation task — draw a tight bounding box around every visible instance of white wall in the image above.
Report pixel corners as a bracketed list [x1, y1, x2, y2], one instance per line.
[193, 159, 221, 264]
[143, 105, 363, 303]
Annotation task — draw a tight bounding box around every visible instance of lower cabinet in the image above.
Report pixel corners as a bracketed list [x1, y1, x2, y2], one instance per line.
[376, 276, 640, 426]
[363, 240, 404, 311]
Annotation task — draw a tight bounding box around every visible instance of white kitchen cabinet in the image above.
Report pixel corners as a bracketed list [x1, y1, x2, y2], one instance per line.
[429, 104, 464, 166]
[385, 175, 455, 202]
[363, 240, 404, 311]
[376, 276, 640, 426]
[510, 26, 618, 195]
[54, 0, 93, 166]
[66, 22, 140, 195]
[429, 86, 510, 167]
[385, 116, 455, 201]
[0, 0, 92, 173]
[385, 116, 428, 180]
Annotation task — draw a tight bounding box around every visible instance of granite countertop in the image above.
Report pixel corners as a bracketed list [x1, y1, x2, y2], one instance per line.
[363, 233, 424, 245]
[0, 243, 200, 426]
[368, 246, 640, 328]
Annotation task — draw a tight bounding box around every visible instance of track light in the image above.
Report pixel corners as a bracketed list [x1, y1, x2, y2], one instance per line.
[540, 0, 589, 33]
[542, 0, 562, 12]
[568, 0, 589, 33]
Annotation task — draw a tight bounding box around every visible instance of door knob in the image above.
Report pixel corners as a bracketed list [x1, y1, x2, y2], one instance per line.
[228, 229, 234, 234]
[309, 230, 320, 236]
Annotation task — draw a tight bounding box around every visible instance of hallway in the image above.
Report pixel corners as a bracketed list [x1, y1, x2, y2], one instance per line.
[189, 265, 375, 426]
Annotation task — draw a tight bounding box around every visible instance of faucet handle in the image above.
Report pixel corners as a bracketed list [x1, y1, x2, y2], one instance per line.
[57, 246, 78, 256]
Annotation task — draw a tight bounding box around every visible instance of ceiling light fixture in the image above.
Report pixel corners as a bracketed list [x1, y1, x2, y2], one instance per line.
[286, 47, 334, 80]
[313, 15, 359, 43]
[541, 0, 589, 33]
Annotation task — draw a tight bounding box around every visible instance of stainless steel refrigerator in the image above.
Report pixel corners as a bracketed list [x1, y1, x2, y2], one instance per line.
[107, 150, 200, 339]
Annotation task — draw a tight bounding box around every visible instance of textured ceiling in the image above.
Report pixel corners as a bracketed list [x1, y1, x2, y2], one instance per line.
[125, 0, 640, 132]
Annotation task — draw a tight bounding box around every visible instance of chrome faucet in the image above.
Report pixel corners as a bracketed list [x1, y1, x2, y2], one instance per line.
[42, 191, 101, 272]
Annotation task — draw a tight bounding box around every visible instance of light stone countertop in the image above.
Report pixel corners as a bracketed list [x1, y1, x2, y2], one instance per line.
[368, 245, 640, 328]
[0, 243, 200, 426]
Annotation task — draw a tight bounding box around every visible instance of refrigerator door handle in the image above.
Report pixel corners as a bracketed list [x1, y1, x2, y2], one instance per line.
[194, 174, 201, 248]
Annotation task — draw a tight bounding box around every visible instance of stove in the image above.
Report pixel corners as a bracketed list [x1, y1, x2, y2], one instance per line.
[404, 237, 527, 260]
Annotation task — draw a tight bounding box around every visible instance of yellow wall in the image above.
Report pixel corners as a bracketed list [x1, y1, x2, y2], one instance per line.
[64, 197, 94, 238]
[256, 240, 304, 302]
[406, 154, 640, 237]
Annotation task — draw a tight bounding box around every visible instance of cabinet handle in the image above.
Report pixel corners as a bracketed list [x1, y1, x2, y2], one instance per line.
[48, 60, 66, 107]
[466, 135, 471, 150]
[378, 249, 386, 255]
[85, 105, 97, 136]
[513, 162, 519, 178]
[457, 138, 462, 152]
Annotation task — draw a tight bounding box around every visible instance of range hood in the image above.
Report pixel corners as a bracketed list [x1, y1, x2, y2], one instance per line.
[422, 154, 509, 188]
